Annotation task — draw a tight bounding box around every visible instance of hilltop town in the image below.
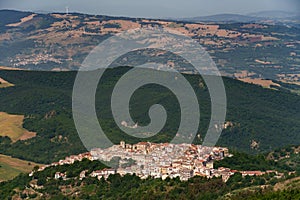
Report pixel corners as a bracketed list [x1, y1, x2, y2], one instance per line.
[32, 142, 283, 183]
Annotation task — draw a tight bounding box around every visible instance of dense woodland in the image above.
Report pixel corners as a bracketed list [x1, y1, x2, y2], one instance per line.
[0, 67, 300, 163]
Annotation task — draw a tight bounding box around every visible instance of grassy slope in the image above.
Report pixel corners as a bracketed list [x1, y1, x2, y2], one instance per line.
[0, 154, 42, 182]
[0, 83, 14, 88]
[274, 176, 300, 191]
[0, 77, 14, 88]
[0, 112, 36, 142]
[222, 176, 300, 200]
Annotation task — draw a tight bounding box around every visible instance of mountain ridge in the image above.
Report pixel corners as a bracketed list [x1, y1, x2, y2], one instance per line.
[178, 10, 299, 23]
[0, 9, 299, 85]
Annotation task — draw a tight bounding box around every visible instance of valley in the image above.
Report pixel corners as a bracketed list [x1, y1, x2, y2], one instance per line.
[0, 6, 299, 199]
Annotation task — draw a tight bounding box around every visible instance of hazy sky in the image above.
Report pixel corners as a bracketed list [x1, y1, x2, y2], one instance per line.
[0, 0, 299, 18]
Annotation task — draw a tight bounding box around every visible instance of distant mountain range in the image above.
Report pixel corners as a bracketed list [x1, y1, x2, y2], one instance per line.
[179, 10, 300, 23]
[180, 14, 262, 23]
[248, 10, 299, 19]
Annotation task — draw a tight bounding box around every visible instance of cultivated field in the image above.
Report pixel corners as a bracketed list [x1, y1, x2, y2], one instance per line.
[0, 77, 14, 88]
[0, 112, 36, 142]
[238, 78, 280, 88]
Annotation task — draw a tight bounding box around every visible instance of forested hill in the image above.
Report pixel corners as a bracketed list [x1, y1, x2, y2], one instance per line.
[0, 67, 299, 163]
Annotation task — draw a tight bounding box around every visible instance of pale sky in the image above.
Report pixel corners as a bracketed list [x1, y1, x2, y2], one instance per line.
[0, 0, 299, 18]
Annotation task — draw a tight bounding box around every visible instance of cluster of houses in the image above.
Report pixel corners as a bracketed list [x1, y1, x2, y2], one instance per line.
[10, 53, 67, 67]
[31, 141, 283, 182]
[90, 141, 232, 181]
